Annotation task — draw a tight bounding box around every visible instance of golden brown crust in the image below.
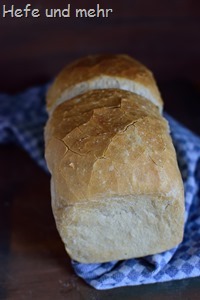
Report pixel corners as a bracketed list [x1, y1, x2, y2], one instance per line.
[44, 55, 184, 263]
[46, 54, 163, 112]
[45, 89, 182, 206]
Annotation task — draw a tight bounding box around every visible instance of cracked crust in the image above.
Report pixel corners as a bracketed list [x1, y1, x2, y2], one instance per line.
[46, 54, 163, 113]
[45, 89, 184, 263]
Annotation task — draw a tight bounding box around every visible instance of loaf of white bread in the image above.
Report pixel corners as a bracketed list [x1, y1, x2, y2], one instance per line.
[45, 55, 184, 263]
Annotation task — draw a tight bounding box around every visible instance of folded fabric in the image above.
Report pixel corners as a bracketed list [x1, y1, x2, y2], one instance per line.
[0, 85, 200, 290]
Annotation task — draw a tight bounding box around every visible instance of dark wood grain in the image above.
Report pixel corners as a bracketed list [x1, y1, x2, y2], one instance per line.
[0, 145, 85, 299]
[1, 0, 200, 133]
[1, 145, 200, 300]
[0, 0, 200, 92]
[0, 1, 200, 298]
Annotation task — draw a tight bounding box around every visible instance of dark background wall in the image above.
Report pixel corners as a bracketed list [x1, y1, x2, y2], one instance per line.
[1, 2, 200, 298]
[1, 0, 200, 133]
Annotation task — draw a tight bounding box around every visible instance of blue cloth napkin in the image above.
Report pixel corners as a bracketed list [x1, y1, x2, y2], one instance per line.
[0, 85, 200, 290]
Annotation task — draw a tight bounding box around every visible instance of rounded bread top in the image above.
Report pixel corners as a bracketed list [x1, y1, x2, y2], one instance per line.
[46, 54, 163, 113]
[45, 89, 182, 207]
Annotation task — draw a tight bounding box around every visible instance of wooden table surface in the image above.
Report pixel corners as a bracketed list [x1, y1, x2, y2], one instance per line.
[0, 0, 200, 299]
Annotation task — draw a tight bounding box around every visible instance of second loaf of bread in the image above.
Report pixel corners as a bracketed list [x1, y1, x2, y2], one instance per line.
[45, 55, 184, 263]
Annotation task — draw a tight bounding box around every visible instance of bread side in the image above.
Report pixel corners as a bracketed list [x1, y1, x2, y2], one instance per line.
[52, 193, 183, 263]
[46, 54, 163, 113]
[45, 89, 184, 263]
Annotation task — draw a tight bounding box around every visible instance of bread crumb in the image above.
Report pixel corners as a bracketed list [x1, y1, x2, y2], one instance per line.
[109, 165, 114, 171]
[69, 162, 75, 169]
